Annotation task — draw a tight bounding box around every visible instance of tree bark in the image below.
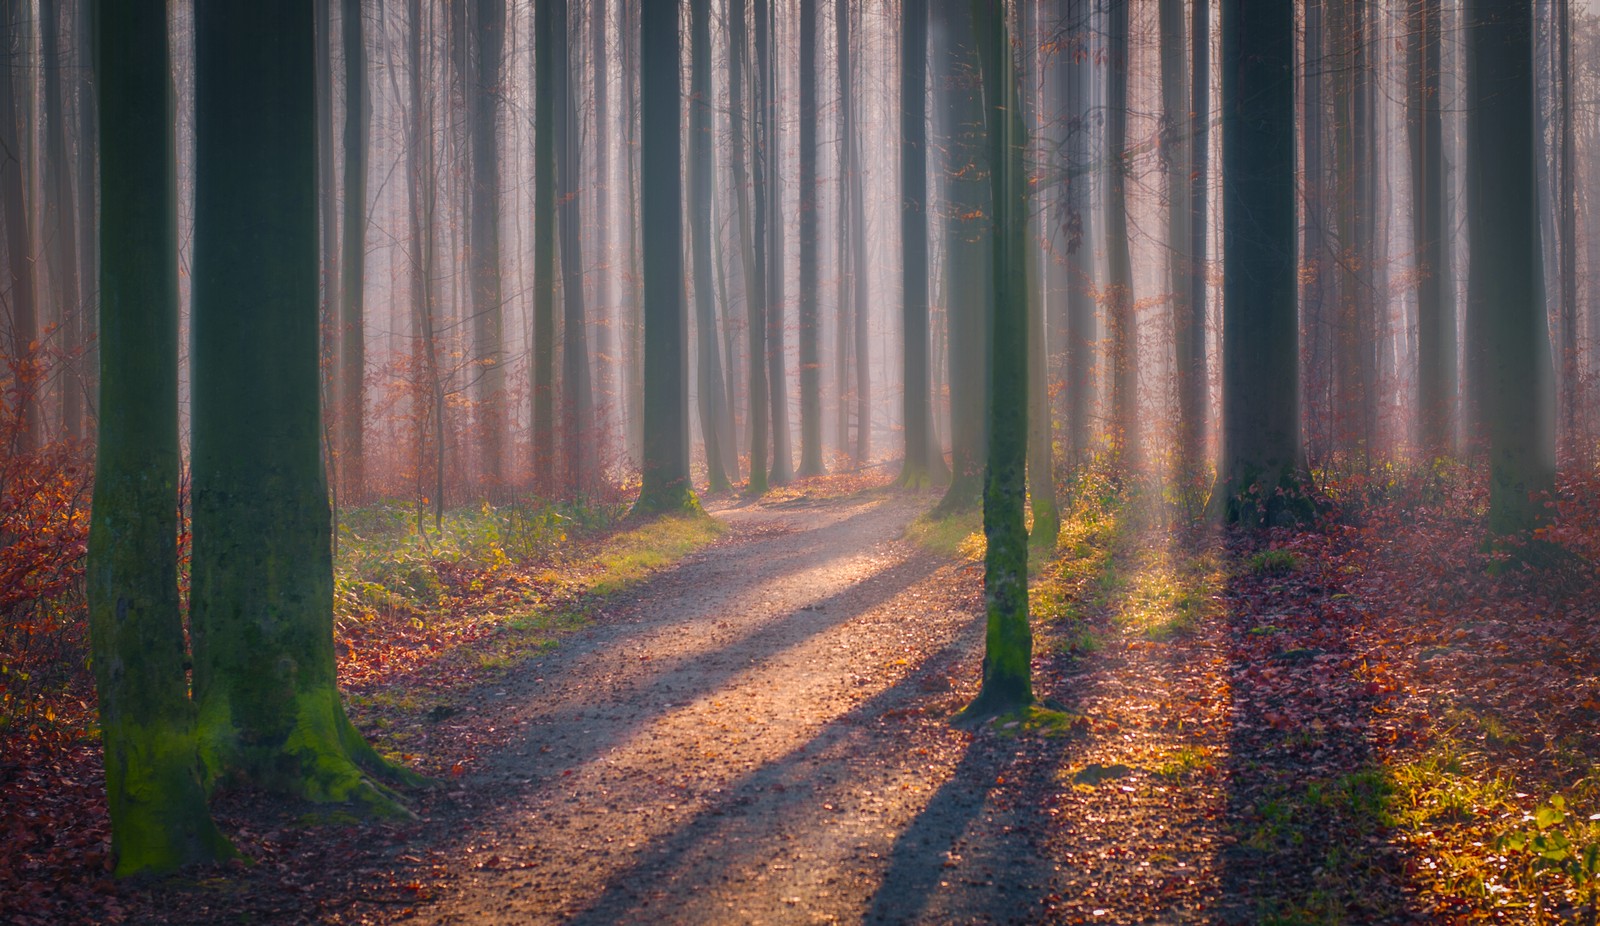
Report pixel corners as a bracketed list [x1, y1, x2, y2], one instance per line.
[1410, 0, 1454, 458]
[730, 0, 770, 495]
[340, 0, 370, 499]
[964, 0, 1033, 720]
[1105, 0, 1137, 462]
[1466, 0, 1554, 535]
[897, 0, 942, 487]
[533, 0, 556, 493]
[633, 0, 696, 514]
[691, 0, 732, 491]
[190, 0, 418, 811]
[41, 0, 84, 440]
[89, 0, 235, 874]
[797, 0, 824, 477]
[1214, 0, 1305, 524]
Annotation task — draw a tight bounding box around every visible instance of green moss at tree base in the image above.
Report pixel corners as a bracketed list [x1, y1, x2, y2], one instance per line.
[630, 485, 704, 519]
[103, 721, 237, 877]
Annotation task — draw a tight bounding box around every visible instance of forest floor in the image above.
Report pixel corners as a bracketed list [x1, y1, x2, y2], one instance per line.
[10, 467, 1600, 924]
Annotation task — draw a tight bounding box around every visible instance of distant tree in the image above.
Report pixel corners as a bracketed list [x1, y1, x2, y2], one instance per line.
[934, 0, 990, 514]
[843, 0, 870, 465]
[554, 0, 595, 496]
[1060, 0, 1093, 466]
[533, 0, 556, 493]
[339, 0, 370, 498]
[797, 0, 825, 477]
[87, 0, 234, 875]
[897, 0, 946, 488]
[1330, 0, 1375, 462]
[190, 0, 419, 810]
[632, 0, 696, 515]
[0, 0, 39, 451]
[964, 0, 1033, 720]
[1104, 0, 1136, 461]
[1018, 2, 1056, 549]
[1213, 0, 1304, 524]
[1466, 0, 1554, 535]
[41, 0, 84, 440]
[1161, 0, 1200, 471]
[691, 0, 732, 492]
[468, 0, 507, 485]
[756, 0, 793, 485]
[1186, 0, 1210, 468]
[730, 0, 770, 495]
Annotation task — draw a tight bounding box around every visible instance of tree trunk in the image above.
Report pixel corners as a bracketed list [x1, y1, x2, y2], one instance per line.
[190, 0, 418, 811]
[1063, 0, 1093, 466]
[534, 0, 556, 493]
[0, 0, 39, 451]
[1467, 0, 1554, 535]
[835, 0, 852, 461]
[469, 0, 506, 486]
[756, 0, 793, 485]
[340, 0, 370, 499]
[1556, 0, 1577, 462]
[691, 0, 731, 492]
[797, 0, 824, 477]
[41, 0, 83, 440]
[1161, 0, 1199, 473]
[897, 0, 941, 487]
[1189, 0, 1210, 469]
[1214, 0, 1304, 524]
[1020, 1, 1056, 546]
[633, 0, 695, 514]
[730, 0, 770, 495]
[1410, 0, 1454, 458]
[847, 1, 870, 465]
[1104, 0, 1137, 462]
[89, 0, 235, 874]
[1302, 0, 1332, 463]
[554, 0, 593, 497]
[964, 0, 1033, 721]
[935, 0, 989, 514]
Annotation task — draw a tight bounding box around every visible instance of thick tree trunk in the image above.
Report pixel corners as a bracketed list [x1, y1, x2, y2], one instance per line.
[1214, 0, 1304, 524]
[190, 0, 418, 811]
[633, 0, 695, 514]
[1467, 0, 1554, 535]
[340, 0, 370, 499]
[89, 0, 235, 874]
[0, 0, 39, 451]
[691, 0, 731, 491]
[964, 0, 1033, 720]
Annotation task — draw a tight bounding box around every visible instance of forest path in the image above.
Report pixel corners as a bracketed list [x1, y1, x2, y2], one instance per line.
[391, 489, 1019, 925]
[374, 491, 1421, 925]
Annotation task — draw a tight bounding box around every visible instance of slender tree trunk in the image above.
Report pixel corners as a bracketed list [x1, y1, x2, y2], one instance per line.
[1161, 0, 1198, 471]
[936, 0, 989, 514]
[0, 0, 39, 451]
[42, 0, 83, 440]
[1302, 0, 1332, 463]
[534, 0, 556, 493]
[1411, 0, 1454, 458]
[964, 0, 1033, 720]
[340, 0, 370, 499]
[1214, 0, 1304, 524]
[74, 0, 96, 426]
[89, 0, 235, 874]
[1188, 0, 1210, 467]
[554, 0, 593, 496]
[691, 0, 731, 491]
[898, 0, 941, 487]
[190, 0, 417, 811]
[847, 0, 870, 465]
[1104, 0, 1137, 462]
[835, 0, 852, 461]
[757, 0, 793, 485]
[1063, 0, 1093, 466]
[1020, 1, 1056, 545]
[1556, 0, 1577, 461]
[633, 0, 695, 514]
[731, 0, 770, 494]
[622, 0, 643, 465]
[1467, 0, 1554, 535]
[316, 0, 339, 462]
[797, 0, 824, 476]
[469, 0, 506, 486]
[592, 0, 613, 452]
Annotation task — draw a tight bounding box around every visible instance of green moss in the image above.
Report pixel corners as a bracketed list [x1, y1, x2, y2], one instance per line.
[904, 509, 984, 560]
[591, 510, 723, 597]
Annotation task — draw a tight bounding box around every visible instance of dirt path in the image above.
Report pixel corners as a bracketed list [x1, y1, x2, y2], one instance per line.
[389, 491, 1013, 925]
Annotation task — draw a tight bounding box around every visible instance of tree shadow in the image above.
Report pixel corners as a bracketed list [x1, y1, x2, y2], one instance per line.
[1214, 527, 1427, 923]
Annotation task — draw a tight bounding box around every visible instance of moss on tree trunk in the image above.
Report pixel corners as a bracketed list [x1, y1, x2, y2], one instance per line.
[190, 0, 419, 815]
[87, 0, 234, 874]
[962, 0, 1034, 722]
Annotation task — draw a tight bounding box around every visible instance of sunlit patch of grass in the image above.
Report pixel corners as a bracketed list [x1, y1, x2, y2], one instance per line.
[1152, 745, 1214, 780]
[904, 509, 984, 561]
[990, 704, 1089, 739]
[590, 511, 725, 597]
[1246, 548, 1300, 576]
[1112, 544, 1223, 642]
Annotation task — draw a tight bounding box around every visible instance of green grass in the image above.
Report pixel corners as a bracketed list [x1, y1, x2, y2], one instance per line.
[590, 511, 725, 597]
[1246, 548, 1301, 576]
[903, 509, 984, 561]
